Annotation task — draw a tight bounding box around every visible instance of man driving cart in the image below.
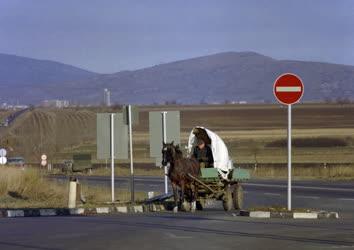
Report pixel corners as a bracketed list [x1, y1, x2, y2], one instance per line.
[192, 139, 214, 168]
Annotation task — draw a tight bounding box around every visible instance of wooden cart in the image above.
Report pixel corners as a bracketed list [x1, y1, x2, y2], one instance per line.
[188, 167, 250, 211]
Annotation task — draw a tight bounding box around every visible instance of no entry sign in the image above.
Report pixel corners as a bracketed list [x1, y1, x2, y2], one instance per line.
[274, 73, 304, 105]
[273, 73, 304, 211]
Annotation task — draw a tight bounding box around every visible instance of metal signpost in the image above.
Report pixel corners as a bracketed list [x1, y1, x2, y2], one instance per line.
[123, 105, 139, 203]
[149, 111, 180, 194]
[97, 113, 128, 203]
[274, 73, 304, 211]
[0, 148, 6, 157]
[110, 113, 115, 203]
[161, 112, 168, 194]
[128, 105, 134, 202]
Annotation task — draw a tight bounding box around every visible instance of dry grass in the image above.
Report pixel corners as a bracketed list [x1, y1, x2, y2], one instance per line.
[48, 163, 164, 177]
[80, 185, 148, 206]
[249, 164, 354, 180]
[0, 167, 147, 208]
[265, 137, 350, 148]
[0, 167, 67, 208]
[90, 166, 164, 177]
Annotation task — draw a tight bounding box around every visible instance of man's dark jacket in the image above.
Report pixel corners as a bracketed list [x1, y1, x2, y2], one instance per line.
[193, 145, 214, 168]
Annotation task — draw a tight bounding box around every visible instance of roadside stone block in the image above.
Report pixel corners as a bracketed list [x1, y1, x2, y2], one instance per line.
[69, 208, 85, 215]
[270, 211, 293, 219]
[7, 210, 25, 217]
[84, 208, 97, 215]
[39, 209, 57, 216]
[24, 209, 40, 217]
[249, 211, 270, 218]
[116, 206, 128, 213]
[329, 212, 339, 219]
[318, 211, 339, 219]
[56, 208, 70, 216]
[293, 212, 318, 219]
[96, 207, 110, 214]
[133, 205, 144, 213]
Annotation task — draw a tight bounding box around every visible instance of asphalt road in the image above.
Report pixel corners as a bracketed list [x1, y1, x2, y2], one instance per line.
[0, 212, 354, 250]
[1, 108, 29, 127]
[50, 175, 354, 217]
[0, 176, 353, 250]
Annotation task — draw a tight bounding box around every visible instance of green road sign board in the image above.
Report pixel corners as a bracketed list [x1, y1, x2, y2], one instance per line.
[96, 113, 128, 160]
[149, 111, 180, 165]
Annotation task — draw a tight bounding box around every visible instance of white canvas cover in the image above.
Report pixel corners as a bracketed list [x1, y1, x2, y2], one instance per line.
[188, 127, 234, 180]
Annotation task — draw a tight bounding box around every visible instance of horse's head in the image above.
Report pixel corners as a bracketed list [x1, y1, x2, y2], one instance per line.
[161, 141, 180, 166]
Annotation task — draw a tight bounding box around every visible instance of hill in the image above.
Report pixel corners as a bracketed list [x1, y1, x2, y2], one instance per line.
[0, 53, 98, 103]
[1, 52, 354, 104]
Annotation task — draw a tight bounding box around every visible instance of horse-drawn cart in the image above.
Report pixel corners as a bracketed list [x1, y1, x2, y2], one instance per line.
[187, 127, 250, 211]
[161, 126, 250, 212]
[188, 167, 250, 211]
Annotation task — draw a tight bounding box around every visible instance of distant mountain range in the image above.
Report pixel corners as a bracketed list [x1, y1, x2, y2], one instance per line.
[1, 52, 354, 105]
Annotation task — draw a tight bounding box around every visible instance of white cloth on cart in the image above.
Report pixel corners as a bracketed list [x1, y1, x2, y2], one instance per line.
[187, 126, 233, 180]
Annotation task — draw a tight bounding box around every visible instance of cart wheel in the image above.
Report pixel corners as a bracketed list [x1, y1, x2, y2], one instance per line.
[232, 183, 244, 210]
[222, 185, 233, 211]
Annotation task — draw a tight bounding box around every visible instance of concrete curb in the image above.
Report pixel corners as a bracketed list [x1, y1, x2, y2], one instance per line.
[239, 210, 339, 219]
[0, 204, 166, 218]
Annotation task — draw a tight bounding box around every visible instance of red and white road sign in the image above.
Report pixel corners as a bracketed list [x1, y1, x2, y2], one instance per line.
[273, 73, 304, 210]
[41, 154, 47, 161]
[274, 73, 304, 105]
[0, 156, 7, 165]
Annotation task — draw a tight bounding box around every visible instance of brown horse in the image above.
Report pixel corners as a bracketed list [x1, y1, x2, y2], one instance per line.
[162, 142, 200, 212]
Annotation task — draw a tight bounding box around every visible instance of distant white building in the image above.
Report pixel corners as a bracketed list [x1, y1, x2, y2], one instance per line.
[41, 100, 69, 108]
[229, 101, 248, 105]
[103, 88, 111, 106]
[1, 103, 29, 110]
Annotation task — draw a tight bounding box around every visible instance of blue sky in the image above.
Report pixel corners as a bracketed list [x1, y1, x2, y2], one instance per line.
[0, 0, 353, 73]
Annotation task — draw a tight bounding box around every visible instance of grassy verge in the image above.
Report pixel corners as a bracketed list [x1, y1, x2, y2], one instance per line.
[0, 167, 149, 209]
[84, 166, 164, 177]
[46, 162, 354, 180]
[248, 164, 354, 180]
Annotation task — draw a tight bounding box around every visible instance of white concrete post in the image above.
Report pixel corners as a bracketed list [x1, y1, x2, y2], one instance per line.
[68, 178, 77, 208]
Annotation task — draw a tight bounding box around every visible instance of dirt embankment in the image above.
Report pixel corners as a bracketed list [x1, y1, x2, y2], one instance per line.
[0, 108, 101, 161]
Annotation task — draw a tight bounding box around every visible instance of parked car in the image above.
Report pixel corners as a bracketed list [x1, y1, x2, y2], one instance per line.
[0, 119, 9, 127]
[7, 157, 25, 167]
[62, 160, 74, 173]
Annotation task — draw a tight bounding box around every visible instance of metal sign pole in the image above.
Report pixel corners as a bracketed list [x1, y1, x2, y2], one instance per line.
[128, 105, 135, 202]
[287, 104, 292, 211]
[161, 111, 168, 194]
[110, 113, 115, 203]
